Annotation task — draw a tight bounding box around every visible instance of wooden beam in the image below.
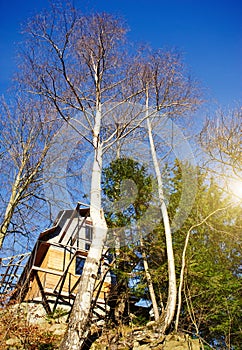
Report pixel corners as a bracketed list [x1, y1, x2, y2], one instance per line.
[33, 271, 52, 315]
[32, 266, 63, 276]
[52, 251, 78, 312]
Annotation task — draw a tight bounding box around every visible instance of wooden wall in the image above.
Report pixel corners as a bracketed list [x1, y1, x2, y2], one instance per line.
[24, 246, 111, 304]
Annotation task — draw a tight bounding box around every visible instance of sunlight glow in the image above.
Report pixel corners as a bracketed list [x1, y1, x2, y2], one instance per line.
[227, 178, 242, 201]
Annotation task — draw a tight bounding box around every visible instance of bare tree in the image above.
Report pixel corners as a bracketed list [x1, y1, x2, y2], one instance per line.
[200, 106, 241, 181]
[18, 2, 202, 345]
[0, 97, 59, 251]
[19, 5, 149, 348]
[137, 49, 201, 332]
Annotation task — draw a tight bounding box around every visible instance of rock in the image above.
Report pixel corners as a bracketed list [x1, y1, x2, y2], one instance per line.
[163, 335, 201, 350]
[89, 326, 201, 350]
[5, 337, 21, 346]
[133, 341, 140, 349]
[49, 323, 66, 331]
[134, 344, 151, 350]
[136, 332, 150, 342]
[48, 323, 66, 336]
[146, 321, 156, 329]
[190, 339, 200, 350]
[53, 328, 66, 336]
[150, 335, 165, 348]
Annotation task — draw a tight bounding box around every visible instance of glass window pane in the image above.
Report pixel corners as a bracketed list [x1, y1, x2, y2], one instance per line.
[75, 257, 85, 275]
[85, 225, 93, 241]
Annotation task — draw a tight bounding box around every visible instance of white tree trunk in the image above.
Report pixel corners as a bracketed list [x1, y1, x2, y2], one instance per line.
[0, 130, 51, 249]
[146, 114, 177, 333]
[0, 181, 19, 248]
[60, 105, 108, 349]
[140, 237, 160, 321]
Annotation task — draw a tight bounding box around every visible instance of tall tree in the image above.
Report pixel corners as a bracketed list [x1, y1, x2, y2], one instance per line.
[200, 106, 242, 193]
[102, 157, 160, 321]
[136, 49, 201, 332]
[18, 2, 202, 345]
[138, 161, 241, 348]
[19, 4, 148, 348]
[157, 162, 242, 349]
[0, 96, 59, 251]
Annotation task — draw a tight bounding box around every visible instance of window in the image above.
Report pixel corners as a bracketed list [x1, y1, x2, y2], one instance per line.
[75, 257, 85, 275]
[85, 243, 90, 251]
[85, 225, 93, 241]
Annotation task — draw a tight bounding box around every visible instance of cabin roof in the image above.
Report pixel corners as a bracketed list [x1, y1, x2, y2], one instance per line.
[39, 206, 90, 242]
[9, 204, 91, 301]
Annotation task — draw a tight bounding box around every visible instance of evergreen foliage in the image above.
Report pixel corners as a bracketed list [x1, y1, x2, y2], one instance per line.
[103, 157, 242, 348]
[102, 158, 154, 324]
[145, 161, 242, 349]
[102, 157, 153, 228]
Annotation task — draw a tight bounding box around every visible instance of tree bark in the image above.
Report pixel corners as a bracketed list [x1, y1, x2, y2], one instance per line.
[146, 98, 177, 333]
[0, 116, 52, 249]
[60, 103, 108, 349]
[140, 236, 160, 321]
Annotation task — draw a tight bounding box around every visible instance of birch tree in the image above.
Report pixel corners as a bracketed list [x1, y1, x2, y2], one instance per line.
[18, 2, 202, 345]
[137, 50, 201, 332]
[19, 4, 147, 348]
[200, 106, 242, 197]
[0, 97, 58, 251]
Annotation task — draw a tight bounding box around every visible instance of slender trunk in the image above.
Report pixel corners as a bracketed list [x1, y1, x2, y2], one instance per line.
[175, 206, 231, 332]
[0, 202, 15, 248]
[140, 236, 160, 321]
[0, 172, 22, 248]
[0, 141, 50, 249]
[60, 104, 108, 350]
[175, 228, 191, 331]
[146, 91, 177, 333]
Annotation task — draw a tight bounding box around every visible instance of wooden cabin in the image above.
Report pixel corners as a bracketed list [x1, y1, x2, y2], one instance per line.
[10, 203, 111, 319]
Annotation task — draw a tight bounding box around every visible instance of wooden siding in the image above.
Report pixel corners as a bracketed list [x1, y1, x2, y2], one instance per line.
[24, 246, 111, 303]
[13, 206, 112, 317]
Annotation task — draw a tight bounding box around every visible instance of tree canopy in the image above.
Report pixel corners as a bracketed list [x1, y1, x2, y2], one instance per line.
[0, 2, 241, 349]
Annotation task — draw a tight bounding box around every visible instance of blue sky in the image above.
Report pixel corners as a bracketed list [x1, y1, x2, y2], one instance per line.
[0, 0, 241, 106]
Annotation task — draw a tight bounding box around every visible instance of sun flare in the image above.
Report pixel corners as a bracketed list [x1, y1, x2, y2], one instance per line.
[227, 178, 242, 201]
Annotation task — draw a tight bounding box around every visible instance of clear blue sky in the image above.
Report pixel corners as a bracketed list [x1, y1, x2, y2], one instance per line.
[0, 0, 241, 106]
